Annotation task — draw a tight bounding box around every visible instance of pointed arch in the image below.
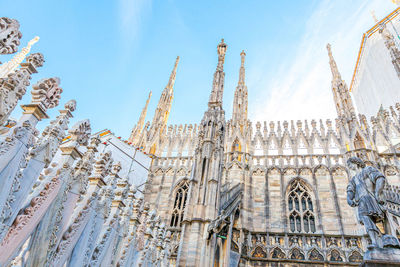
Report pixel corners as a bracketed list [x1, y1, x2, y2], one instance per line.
[308, 248, 324, 261]
[286, 178, 316, 233]
[170, 179, 189, 228]
[312, 134, 324, 155]
[270, 247, 285, 259]
[348, 250, 363, 263]
[328, 249, 343, 262]
[252, 246, 267, 258]
[282, 134, 293, 155]
[297, 134, 309, 155]
[289, 247, 305, 260]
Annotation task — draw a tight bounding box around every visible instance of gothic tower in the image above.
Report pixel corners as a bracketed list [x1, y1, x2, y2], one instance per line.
[128, 91, 152, 146]
[232, 50, 248, 127]
[326, 43, 356, 122]
[147, 56, 179, 154]
[176, 39, 227, 266]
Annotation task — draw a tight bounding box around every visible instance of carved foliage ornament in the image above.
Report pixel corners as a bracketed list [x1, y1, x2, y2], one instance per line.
[0, 17, 22, 54]
[68, 119, 91, 145]
[25, 52, 45, 69]
[31, 77, 62, 110]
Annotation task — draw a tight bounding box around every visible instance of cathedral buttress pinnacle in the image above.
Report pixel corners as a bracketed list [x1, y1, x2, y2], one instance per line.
[208, 39, 227, 108]
[128, 90, 152, 146]
[326, 43, 355, 120]
[232, 50, 248, 125]
[150, 56, 179, 138]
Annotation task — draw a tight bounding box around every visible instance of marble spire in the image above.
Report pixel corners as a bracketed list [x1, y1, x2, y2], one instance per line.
[208, 39, 227, 108]
[129, 91, 152, 145]
[232, 50, 248, 124]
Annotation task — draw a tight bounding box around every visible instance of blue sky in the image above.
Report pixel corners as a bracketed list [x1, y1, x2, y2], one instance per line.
[2, 0, 398, 137]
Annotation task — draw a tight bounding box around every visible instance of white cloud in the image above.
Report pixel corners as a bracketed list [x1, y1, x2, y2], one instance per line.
[118, 0, 152, 48]
[250, 0, 395, 123]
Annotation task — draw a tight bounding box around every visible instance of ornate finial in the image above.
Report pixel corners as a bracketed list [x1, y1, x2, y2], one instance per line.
[238, 50, 246, 85]
[326, 43, 341, 80]
[28, 36, 39, 46]
[68, 119, 91, 146]
[240, 50, 246, 66]
[64, 99, 77, 112]
[0, 17, 22, 54]
[217, 38, 227, 61]
[26, 52, 45, 69]
[31, 77, 63, 110]
[111, 161, 122, 175]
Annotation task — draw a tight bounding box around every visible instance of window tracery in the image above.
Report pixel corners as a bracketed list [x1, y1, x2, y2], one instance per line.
[170, 180, 189, 228]
[288, 179, 316, 233]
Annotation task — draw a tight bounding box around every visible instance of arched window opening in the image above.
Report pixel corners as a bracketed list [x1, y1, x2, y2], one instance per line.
[287, 179, 316, 233]
[170, 180, 189, 228]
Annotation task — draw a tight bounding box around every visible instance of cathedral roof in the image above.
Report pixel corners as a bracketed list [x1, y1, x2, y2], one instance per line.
[349, 6, 400, 92]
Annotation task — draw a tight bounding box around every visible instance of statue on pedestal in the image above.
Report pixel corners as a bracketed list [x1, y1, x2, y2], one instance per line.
[346, 157, 400, 264]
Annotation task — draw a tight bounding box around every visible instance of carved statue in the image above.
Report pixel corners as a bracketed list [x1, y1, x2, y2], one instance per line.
[346, 157, 400, 260]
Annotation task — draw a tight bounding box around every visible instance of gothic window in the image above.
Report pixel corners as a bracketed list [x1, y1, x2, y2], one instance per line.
[170, 180, 189, 228]
[287, 179, 316, 233]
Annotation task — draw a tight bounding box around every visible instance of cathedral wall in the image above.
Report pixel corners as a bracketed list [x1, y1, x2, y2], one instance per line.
[266, 168, 284, 232]
[314, 166, 341, 234]
[251, 169, 268, 232]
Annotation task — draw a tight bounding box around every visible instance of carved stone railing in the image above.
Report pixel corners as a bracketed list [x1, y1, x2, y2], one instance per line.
[236, 231, 365, 265]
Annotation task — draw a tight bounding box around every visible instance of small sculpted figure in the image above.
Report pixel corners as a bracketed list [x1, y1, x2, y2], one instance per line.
[346, 156, 399, 250]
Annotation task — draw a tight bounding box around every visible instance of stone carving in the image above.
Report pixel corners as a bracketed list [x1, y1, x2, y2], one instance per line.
[347, 156, 400, 262]
[0, 36, 39, 79]
[25, 52, 45, 68]
[0, 17, 22, 54]
[0, 52, 44, 125]
[68, 119, 91, 145]
[31, 77, 63, 110]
